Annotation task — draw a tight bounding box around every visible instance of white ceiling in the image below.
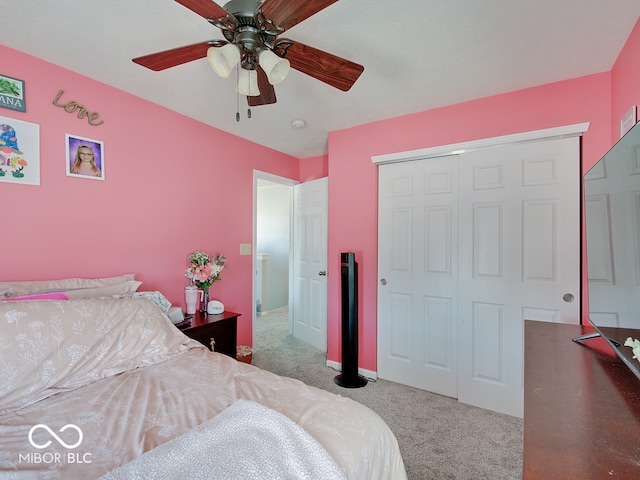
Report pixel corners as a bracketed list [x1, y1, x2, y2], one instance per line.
[3, 1, 640, 158]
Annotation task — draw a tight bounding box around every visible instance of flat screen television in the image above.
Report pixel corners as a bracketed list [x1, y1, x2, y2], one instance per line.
[575, 119, 640, 381]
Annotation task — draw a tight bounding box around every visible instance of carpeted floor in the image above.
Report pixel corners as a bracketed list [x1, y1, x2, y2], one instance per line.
[253, 307, 523, 480]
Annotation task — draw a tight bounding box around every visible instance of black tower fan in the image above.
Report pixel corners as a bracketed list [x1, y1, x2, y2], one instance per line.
[334, 252, 367, 388]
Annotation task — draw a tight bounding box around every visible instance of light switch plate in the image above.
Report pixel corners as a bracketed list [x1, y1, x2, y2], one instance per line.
[240, 243, 252, 255]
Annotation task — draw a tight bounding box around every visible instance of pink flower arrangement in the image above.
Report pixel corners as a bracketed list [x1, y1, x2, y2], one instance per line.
[185, 251, 226, 290]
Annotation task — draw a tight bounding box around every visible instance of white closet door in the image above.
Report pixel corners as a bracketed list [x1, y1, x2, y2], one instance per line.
[378, 136, 580, 417]
[457, 137, 580, 417]
[377, 156, 460, 397]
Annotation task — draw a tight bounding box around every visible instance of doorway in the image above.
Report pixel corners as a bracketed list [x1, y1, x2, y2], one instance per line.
[252, 172, 329, 354]
[253, 172, 296, 351]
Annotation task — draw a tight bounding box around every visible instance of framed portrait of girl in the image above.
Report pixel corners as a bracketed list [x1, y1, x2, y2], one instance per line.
[66, 134, 104, 180]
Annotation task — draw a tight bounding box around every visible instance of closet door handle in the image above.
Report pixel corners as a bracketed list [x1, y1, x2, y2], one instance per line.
[319, 271, 327, 276]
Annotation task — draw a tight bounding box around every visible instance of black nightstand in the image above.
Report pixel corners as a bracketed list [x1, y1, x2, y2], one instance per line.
[177, 311, 240, 359]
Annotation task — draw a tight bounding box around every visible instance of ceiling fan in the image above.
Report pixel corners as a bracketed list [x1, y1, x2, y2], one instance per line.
[132, 0, 364, 108]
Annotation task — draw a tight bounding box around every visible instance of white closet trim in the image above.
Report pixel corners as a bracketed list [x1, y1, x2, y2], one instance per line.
[371, 122, 590, 165]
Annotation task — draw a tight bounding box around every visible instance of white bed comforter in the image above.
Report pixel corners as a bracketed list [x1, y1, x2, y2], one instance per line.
[99, 399, 346, 480]
[0, 298, 407, 479]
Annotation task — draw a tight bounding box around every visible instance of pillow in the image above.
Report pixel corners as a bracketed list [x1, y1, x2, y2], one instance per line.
[0, 297, 196, 415]
[1, 292, 69, 301]
[63, 281, 142, 300]
[0, 274, 136, 297]
[108, 291, 172, 314]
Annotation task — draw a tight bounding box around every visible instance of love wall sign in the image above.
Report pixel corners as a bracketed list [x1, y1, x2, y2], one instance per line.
[52, 89, 104, 126]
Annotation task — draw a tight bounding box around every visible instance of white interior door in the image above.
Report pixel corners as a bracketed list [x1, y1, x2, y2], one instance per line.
[456, 137, 580, 417]
[377, 156, 460, 398]
[378, 136, 580, 417]
[292, 177, 328, 351]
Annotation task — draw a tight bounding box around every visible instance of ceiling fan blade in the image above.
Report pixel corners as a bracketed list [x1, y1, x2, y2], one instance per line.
[133, 40, 226, 71]
[175, 0, 230, 22]
[248, 67, 277, 106]
[275, 39, 364, 91]
[258, 0, 338, 32]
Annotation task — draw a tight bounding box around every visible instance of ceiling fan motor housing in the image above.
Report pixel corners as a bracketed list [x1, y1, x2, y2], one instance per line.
[221, 0, 278, 69]
[223, 0, 262, 17]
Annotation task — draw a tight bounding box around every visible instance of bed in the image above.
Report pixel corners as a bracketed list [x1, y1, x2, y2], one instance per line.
[0, 275, 407, 479]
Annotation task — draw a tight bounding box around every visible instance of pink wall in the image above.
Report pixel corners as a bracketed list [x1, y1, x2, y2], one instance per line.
[611, 17, 640, 141]
[0, 46, 299, 347]
[328, 12, 640, 372]
[299, 154, 328, 182]
[4, 15, 640, 372]
[327, 73, 614, 372]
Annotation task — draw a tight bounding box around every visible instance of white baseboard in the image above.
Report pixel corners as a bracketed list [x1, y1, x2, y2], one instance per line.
[326, 359, 377, 381]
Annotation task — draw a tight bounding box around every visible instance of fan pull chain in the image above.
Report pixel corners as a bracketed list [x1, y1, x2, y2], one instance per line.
[234, 67, 252, 122]
[236, 67, 241, 122]
[235, 102, 252, 121]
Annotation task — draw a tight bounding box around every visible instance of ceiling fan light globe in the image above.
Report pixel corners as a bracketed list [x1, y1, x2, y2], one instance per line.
[237, 68, 260, 96]
[258, 49, 290, 85]
[207, 44, 240, 78]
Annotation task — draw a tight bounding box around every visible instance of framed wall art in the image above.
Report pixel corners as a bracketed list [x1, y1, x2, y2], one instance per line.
[0, 74, 26, 113]
[66, 134, 104, 180]
[0, 115, 40, 185]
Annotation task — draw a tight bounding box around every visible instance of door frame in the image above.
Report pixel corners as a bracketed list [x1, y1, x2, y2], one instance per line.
[252, 170, 298, 351]
[371, 123, 590, 166]
[372, 123, 590, 359]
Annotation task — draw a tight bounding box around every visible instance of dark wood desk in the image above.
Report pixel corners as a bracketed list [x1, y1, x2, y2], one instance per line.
[177, 311, 240, 359]
[524, 320, 640, 479]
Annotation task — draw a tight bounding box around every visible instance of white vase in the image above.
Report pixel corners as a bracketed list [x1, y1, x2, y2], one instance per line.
[185, 286, 199, 315]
